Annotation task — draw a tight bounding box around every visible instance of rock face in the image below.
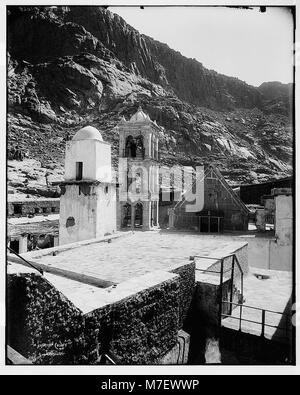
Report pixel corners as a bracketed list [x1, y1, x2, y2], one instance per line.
[7, 6, 293, 197]
[258, 81, 293, 116]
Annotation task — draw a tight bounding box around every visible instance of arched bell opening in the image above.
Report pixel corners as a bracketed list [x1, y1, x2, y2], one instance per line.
[125, 135, 137, 158]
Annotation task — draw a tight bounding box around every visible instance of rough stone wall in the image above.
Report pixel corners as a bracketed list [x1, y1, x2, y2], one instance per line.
[7, 273, 85, 364]
[158, 329, 190, 364]
[91, 275, 180, 364]
[8, 199, 60, 217]
[170, 261, 195, 329]
[7, 271, 180, 365]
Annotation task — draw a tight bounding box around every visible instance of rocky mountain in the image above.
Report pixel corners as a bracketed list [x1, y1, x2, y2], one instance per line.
[258, 81, 293, 116]
[7, 6, 293, 198]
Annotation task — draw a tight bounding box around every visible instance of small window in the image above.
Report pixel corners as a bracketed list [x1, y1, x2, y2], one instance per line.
[51, 207, 56, 213]
[66, 216, 75, 228]
[13, 204, 22, 215]
[34, 207, 39, 214]
[105, 186, 109, 194]
[42, 207, 47, 214]
[76, 162, 83, 181]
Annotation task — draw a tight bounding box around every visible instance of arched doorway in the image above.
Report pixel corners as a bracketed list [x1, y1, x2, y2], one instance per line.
[122, 203, 132, 228]
[134, 202, 143, 228]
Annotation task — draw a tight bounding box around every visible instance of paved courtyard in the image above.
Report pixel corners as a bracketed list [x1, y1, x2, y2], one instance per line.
[29, 231, 247, 284]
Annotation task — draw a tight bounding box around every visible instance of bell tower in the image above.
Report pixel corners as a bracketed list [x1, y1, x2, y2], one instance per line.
[59, 126, 116, 245]
[117, 107, 160, 230]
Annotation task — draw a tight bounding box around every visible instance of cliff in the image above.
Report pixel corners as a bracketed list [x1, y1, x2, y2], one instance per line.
[7, 6, 293, 198]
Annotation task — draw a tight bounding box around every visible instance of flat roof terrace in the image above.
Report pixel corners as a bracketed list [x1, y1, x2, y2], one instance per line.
[25, 231, 248, 284]
[222, 268, 293, 342]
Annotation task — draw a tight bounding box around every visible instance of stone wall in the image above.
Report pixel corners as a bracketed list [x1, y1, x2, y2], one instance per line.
[170, 261, 195, 329]
[7, 269, 181, 364]
[94, 275, 179, 364]
[158, 329, 190, 364]
[8, 199, 60, 218]
[7, 272, 85, 364]
[194, 277, 241, 327]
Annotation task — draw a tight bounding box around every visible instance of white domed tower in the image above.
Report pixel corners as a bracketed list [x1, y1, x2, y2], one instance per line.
[59, 126, 116, 245]
[117, 107, 160, 230]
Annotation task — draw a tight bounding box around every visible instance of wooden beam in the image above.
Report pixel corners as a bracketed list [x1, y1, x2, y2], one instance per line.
[7, 254, 117, 289]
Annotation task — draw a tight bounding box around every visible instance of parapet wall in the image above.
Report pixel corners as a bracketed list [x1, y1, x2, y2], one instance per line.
[93, 274, 180, 364]
[7, 272, 84, 364]
[7, 266, 181, 364]
[170, 261, 195, 328]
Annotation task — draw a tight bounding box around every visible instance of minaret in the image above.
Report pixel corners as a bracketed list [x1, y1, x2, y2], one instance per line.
[59, 126, 116, 245]
[117, 107, 160, 230]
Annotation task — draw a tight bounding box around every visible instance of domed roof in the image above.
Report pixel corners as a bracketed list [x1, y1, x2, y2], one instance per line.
[129, 106, 151, 123]
[72, 126, 103, 141]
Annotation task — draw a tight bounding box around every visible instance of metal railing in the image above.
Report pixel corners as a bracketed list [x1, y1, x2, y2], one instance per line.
[221, 301, 291, 341]
[193, 253, 244, 325]
[195, 253, 290, 341]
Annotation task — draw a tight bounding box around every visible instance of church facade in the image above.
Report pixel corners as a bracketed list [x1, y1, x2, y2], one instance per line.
[117, 107, 160, 231]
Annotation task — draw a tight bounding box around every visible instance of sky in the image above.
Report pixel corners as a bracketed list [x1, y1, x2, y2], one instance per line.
[111, 6, 294, 87]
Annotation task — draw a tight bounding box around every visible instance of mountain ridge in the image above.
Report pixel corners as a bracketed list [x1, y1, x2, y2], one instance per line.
[7, 6, 293, 199]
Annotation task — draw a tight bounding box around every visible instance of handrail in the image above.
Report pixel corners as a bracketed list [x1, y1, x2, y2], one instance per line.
[221, 313, 291, 331]
[193, 253, 239, 261]
[221, 300, 291, 339]
[222, 300, 290, 316]
[195, 267, 232, 275]
[192, 253, 244, 328]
